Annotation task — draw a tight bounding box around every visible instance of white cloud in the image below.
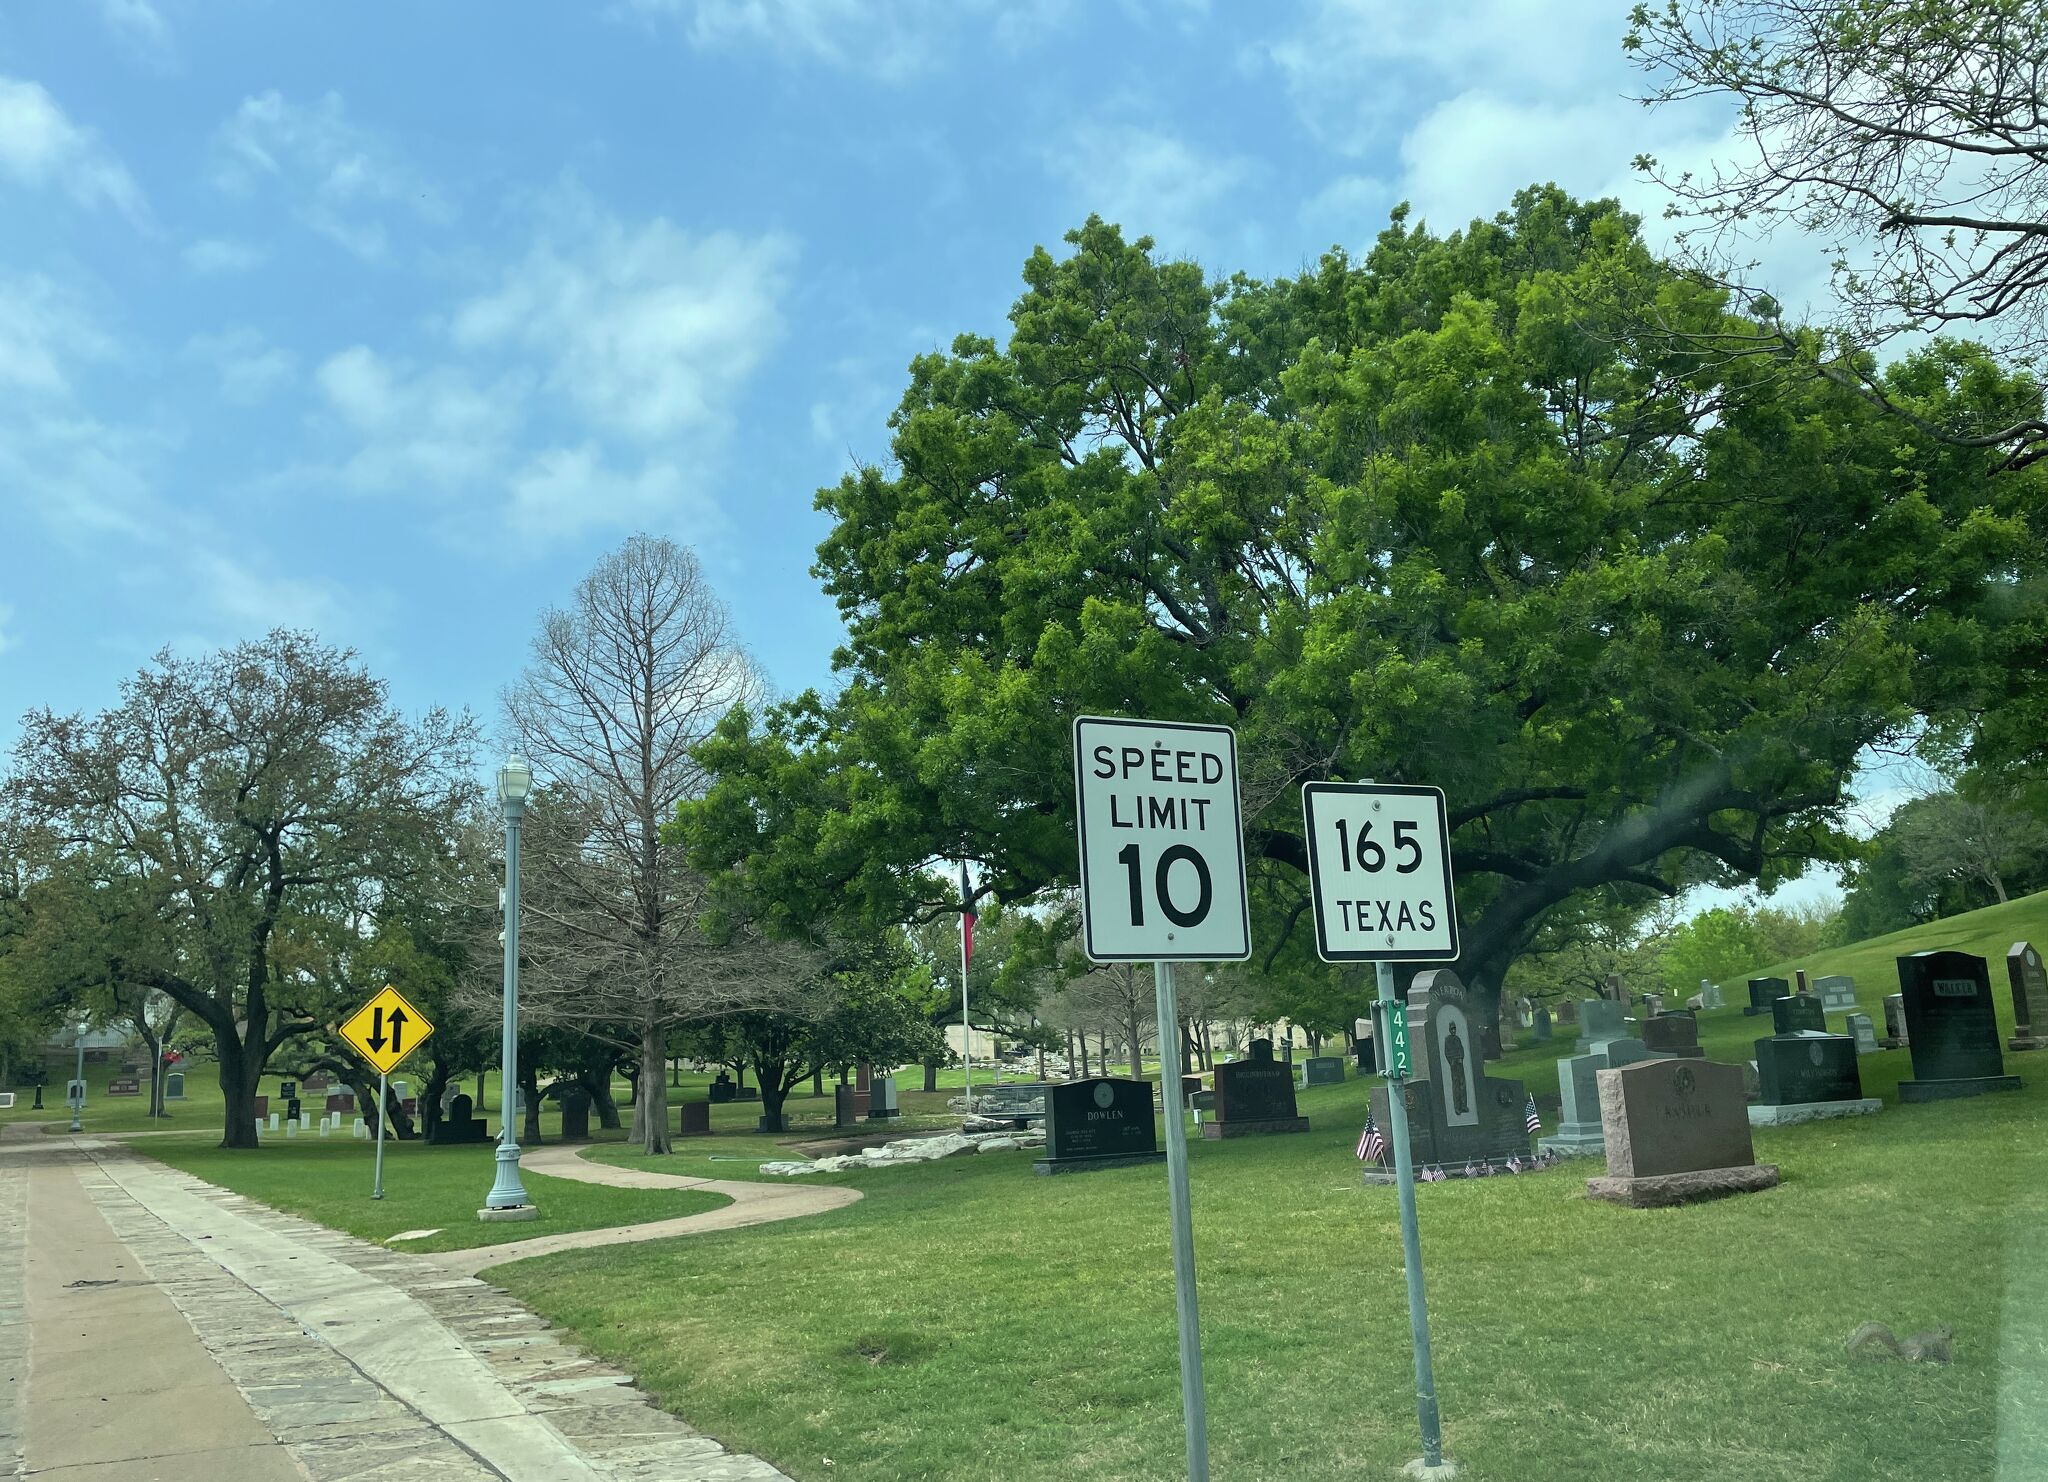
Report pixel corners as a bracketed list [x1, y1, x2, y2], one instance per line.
[452, 206, 792, 443]
[0, 76, 149, 226]
[184, 328, 295, 405]
[183, 237, 265, 274]
[0, 273, 114, 398]
[185, 545, 355, 638]
[1046, 122, 1249, 252]
[213, 91, 448, 260]
[313, 345, 522, 492]
[98, 0, 173, 67]
[617, 0, 1074, 80]
[505, 444, 729, 542]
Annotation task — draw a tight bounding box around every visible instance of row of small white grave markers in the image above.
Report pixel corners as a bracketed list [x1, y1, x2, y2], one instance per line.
[252, 1111, 371, 1139]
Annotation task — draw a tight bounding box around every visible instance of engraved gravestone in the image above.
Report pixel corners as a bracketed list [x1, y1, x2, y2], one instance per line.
[1751, 996, 1877, 1126]
[1744, 977, 1789, 1017]
[164, 1071, 185, 1100]
[1586, 1058, 1779, 1207]
[677, 1099, 712, 1136]
[1300, 1055, 1346, 1087]
[1639, 1013, 1706, 1060]
[1557, 1000, 1578, 1026]
[1035, 1077, 1162, 1174]
[1773, 994, 1826, 1036]
[1847, 1012, 1879, 1056]
[2006, 942, 2048, 1052]
[1367, 969, 1532, 1177]
[1206, 1039, 1309, 1138]
[1533, 1006, 1552, 1041]
[1896, 950, 2022, 1102]
[1701, 980, 1726, 1010]
[1815, 974, 1858, 1016]
[1882, 993, 1909, 1049]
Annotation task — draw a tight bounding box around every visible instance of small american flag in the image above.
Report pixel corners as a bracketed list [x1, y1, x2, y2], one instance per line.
[1461, 1160, 1480, 1179]
[1356, 1111, 1386, 1163]
[1524, 1093, 1542, 1135]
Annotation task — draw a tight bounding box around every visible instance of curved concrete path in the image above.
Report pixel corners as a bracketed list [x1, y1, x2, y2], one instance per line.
[438, 1144, 860, 1276]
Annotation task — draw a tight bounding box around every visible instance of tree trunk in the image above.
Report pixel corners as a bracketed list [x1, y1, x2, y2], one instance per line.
[621, 1061, 639, 1105]
[346, 1073, 380, 1134]
[419, 1057, 452, 1142]
[1080, 1031, 1092, 1078]
[575, 1067, 620, 1130]
[1037, 1043, 1046, 1081]
[383, 1081, 417, 1139]
[755, 1055, 790, 1132]
[923, 1056, 939, 1093]
[521, 1062, 544, 1144]
[135, 1020, 165, 1118]
[1992, 872, 2010, 904]
[812, 1067, 824, 1096]
[216, 1036, 262, 1148]
[638, 1019, 672, 1154]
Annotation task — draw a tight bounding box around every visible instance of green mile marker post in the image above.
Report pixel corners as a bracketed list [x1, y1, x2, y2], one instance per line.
[1377, 959, 1446, 1472]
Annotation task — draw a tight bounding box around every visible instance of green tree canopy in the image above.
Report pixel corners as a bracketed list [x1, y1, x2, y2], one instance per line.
[683, 191, 2043, 1032]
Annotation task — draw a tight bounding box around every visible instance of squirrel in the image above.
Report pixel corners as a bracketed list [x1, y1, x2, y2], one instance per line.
[1846, 1322, 1954, 1363]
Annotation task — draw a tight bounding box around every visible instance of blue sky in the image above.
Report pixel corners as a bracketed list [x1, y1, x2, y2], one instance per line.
[0, 0, 1869, 902]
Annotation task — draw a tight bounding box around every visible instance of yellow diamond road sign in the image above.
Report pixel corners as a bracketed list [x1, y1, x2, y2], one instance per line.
[340, 985, 434, 1076]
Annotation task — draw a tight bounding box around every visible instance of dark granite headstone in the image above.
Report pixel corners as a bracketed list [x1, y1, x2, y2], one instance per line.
[427, 1090, 490, 1144]
[324, 1092, 354, 1114]
[1366, 969, 1531, 1178]
[279, 1080, 298, 1100]
[106, 1077, 140, 1096]
[2006, 942, 2048, 1051]
[1639, 1014, 1705, 1059]
[1206, 1039, 1308, 1138]
[1754, 1034, 1864, 1106]
[1896, 951, 2022, 1101]
[1745, 977, 1789, 1017]
[678, 1099, 712, 1136]
[1301, 1056, 1346, 1087]
[708, 1073, 736, 1103]
[557, 1085, 592, 1141]
[867, 1075, 900, 1120]
[1533, 1006, 1552, 1042]
[164, 1071, 185, 1100]
[252, 1094, 268, 1117]
[1772, 995, 1825, 1036]
[834, 1084, 870, 1127]
[1587, 1058, 1778, 1207]
[1035, 1077, 1162, 1173]
[304, 1072, 330, 1091]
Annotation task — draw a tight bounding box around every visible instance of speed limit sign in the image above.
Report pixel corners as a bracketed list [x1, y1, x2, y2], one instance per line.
[1301, 781, 1459, 962]
[1073, 715, 1251, 963]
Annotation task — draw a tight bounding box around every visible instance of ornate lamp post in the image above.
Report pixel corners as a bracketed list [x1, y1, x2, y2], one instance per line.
[480, 754, 538, 1221]
[69, 1018, 88, 1133]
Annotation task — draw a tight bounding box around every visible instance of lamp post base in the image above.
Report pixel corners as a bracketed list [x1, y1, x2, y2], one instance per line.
[476, 1205, 540, 1223]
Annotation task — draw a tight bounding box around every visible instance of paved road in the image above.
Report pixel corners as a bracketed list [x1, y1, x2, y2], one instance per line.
[0, 1131, 789, 1482]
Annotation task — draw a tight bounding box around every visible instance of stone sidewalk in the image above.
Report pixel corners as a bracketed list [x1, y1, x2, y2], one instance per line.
[2, 1134, 791, 1481]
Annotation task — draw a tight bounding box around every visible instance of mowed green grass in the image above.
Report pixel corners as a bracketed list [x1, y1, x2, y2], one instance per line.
[486, 890, 2048, 1482]
[138, 1133, 729, 1252]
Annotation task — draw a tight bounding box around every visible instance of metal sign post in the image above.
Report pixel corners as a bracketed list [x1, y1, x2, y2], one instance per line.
[1301, 778, 1459, 1477]
[1153, 959, 1208, 1481]
[371, 1072, 389, 1200]
[1072, 714, 1252, 1482]
[1378, 959, 1445, 1472]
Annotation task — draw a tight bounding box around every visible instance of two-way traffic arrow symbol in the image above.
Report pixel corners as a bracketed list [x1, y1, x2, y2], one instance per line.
[366, 1006, 409, 1055]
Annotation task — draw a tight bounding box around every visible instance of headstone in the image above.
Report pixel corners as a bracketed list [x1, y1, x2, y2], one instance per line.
[165, 1072, 185, 1100]
[106, 1077, 140, 1096]
[1639, 1014, 1706, 1059]
[1685, 993, 1705, 1012]
[1744, 977, 1789, 1017]
[1881, 993, 1909, 1049]
[1795, 969, 1811, 996]
[267, 1112, 279, 1131]
[1557, 1000, 1578, 1026]
[856, 1062, 872, 1093]
[1749, 994, 1878, 1125]
[1604, 974, 1628, 1003]
[708, 1072, 736, 1104]
[1896, 951, 2023, 1102]
[428, 1091, 490, 1145]
[1034, 1078, 1163, 1174]
[324, 1092, 355, 1114]
[279, 1079, 297, 1100]
[1847, 1012, 1879, 1056]
[1701, 980, 1725, 1010]
[304, 1072, 330, 1091]
[1367, 970, 1532, 1178]
[353, 1118, 368, 1139]
[1204, 1038, 1309, 1139]
[867, 1074, 900, 1120]
[2006, 943, 2048, 1051]
[1815, 974, 1858, 1016]
[678, 1099, 712, 1136]
[1577, 1000, 1647, 1063]
[285, 1096, 303, 1124]
[834, 1084, 870, 1127]
[1772, 994, 1826, 1036]
[1533, 1006, 1552, 1042]
[1300, 1055, 1345, 1087]
[1586, 1058, 1780, 1207]
[558, 1086, 592, 1141]
[1539, 1008, 1650, 1160]
[1643, 993, 1665, 1018]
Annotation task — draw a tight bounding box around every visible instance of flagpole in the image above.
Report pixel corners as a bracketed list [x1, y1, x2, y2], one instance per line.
[959, 860, 972, 1116]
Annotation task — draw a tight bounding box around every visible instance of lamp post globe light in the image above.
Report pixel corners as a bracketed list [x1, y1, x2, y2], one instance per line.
[70, 1018, 88, 1133]
[480, 754, 539, 1221]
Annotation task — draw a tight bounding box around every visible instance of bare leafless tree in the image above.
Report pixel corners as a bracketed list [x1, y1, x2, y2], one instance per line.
[504, 535, 797, 1152]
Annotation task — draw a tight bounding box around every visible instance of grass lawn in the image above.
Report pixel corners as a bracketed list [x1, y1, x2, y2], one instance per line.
[138, 1133, 729, 1252]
